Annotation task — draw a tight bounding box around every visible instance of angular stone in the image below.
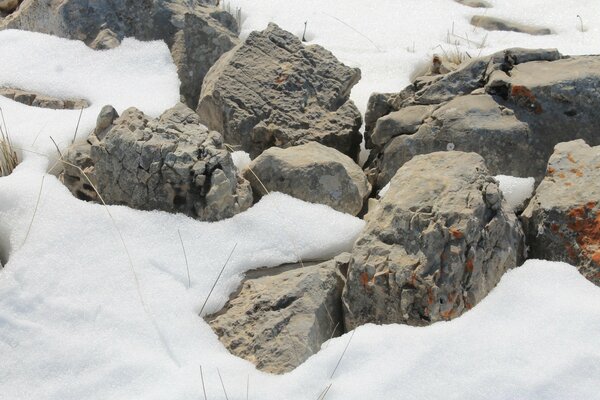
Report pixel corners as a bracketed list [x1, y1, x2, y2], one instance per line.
[343, 151, 524, 329]
[206, 256, 348, 374]
[371, 105, 434, 147]
[244, 142, 371, 216]
[197, 23, 362, 160]
[521, 140, 600, 286]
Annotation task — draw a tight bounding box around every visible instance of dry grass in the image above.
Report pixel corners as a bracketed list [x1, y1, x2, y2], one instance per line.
[0, 108, 19, 177]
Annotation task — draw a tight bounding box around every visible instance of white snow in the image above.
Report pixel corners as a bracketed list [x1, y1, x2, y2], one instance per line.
[378, 182, 391, 198]
[231, 150, 252, 171]
[1, 1, 600, 399]
[496, 175, 536, 211]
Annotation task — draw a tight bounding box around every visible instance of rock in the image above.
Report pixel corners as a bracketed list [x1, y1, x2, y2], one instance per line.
[471, 15, 552, 35]
[0, 0, 20, 13]
[521, 140, 600, 286]
[0, 0, 239, 108]
[62, 103, 252, 222]
[0, 87, 89, 109]
[343, 151, 524, 329]
[371, 105, 434, 147]
[206, 255, 349, 374]
[243, 142, 371, 216]
[197, 23, 362, 160]
[454, 0, 492, 8]
[365, 49, 600, 189]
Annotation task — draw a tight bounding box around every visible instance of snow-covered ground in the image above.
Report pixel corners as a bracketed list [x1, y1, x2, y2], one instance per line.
[1, 0, 600, 399]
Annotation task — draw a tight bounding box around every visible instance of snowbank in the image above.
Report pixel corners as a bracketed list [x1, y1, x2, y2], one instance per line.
[496, 175, 536, 211]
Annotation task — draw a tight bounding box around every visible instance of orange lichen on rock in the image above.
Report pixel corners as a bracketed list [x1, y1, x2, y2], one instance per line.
[567, 206, 600, 263]
[547, 167, 556, 175]
[567, 153, 577, 163]
[465, 258, 474, 273]
[570, 168, 583, 177]
[359, 271, 370, 288]
[558, 172, 566, 179]
[449, 227, 463, 239]
[510, 85, 543, 114]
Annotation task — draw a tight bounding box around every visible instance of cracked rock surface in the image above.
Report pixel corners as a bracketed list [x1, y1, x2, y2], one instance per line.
[62, 103, 252, 222]
[343, 151, 524, 329]
[197, 23, 362, 160]
[206, 255, 348, 374]
[522, 140, 600, 286]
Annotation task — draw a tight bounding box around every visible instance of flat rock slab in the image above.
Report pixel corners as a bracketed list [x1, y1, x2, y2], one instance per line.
[471, 15, 552, 35]
[243, 142, 371, 216]
[522, 140, 600, 286]
[197, 23, 362, 160]
[206, 255, 349, 374]
[0, 87, 89, 109]
[343, 151, 524, 329]
[454, 0, 492, 8]
[62, 103, 252, 222]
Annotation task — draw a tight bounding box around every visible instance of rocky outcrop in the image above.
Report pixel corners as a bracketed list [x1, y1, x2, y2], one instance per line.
[522, 140, 600, 286]
[243, 142, 371, 216]
[197, 23, 362, 160]
[471, 15, 552, 35]
[343, 151, 524, 329]
[0, 0, 239, 108]
[206, 255, 349, 374]
[364, 49, 600, 189]
[62, 103, 252, 222]
[0, 87, 89, 109]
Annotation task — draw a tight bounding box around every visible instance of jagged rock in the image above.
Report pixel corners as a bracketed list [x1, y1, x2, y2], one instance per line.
[522, 140, 600, 286]
[365, 49, 600, 189]
[343, 151, 524, 329]
[0, 87, 89, 109]
[0, 0, 239, 108]
[197, 23, 362, 160]
[243, 142, 371, 216]
[206, 255, 349, 374]
[471, 15, 552, 35]
[454, 0, 491, 8]
[62, 103, 252, 222]
[371, 105, 434, 147]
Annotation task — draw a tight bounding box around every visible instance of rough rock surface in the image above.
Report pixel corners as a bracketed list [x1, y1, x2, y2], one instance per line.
[206, 255, 349, 374]
[0, 0, 239, 108]
[522, 140, 600, 286]
[243, 142, 371, 216]
[471, 15, 552, 35]
[0, 87, 89, 109]
[343, 151, 524, 329]
[364, 48, 600, 189]
[197, 23, 362, 160]
[62, 103, 252, 222]
[0, 0, 20, 13]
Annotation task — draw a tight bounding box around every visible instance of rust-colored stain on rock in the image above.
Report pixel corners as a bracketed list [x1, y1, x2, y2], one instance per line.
[511, 85, 543, 114]
[567, 205, 600, 263]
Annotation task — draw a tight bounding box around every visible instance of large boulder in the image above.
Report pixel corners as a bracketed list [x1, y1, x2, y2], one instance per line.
[206, 255, 349, 374]
[365, 49, 600, 189]
[62, 103, 252, 222]
[343, 151, 524, 329]
[522, 140, 600, 286]
[197, 23, 362, 160]
[0, 0, 239, 108]
[243, 142, 371, 216]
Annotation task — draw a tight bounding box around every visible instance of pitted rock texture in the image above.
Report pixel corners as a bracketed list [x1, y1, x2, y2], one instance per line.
[62, 103, 252, 222]
[0, 0, 238, 108]
[343, 151, 524, 329]
[197, 23, 362, 160]
[206, 255, 349, 374]
[0, 87, 89, 109]
[522, 140, 600, 286]
[364, 48, 600, 189]
[243, 142, 371, 216]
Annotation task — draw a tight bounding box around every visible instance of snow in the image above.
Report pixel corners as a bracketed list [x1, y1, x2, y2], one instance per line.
[231, 150, 252, 171]
[378, 182, 391, 198]
[1, 1, 600, 399]
[496, 175, 536, 211]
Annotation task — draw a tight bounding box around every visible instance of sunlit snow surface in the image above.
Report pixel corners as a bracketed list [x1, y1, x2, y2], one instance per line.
[1, 0, 600, 398]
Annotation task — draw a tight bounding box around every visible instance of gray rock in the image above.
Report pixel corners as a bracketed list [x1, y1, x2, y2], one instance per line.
[0, 87, 89, 109]
[243, 142, 371, 216]
[62, 103, 252, 222]
[206, 256, 349, 374]
[343, 151, 524, 329]
[454, 0, 492, 8]
[0, 0, 239, 108]
[197, 23, 362, 160]
[471, 15, 552, 36]
[0, 0, 20, 12]
[371, 105, 434, 147]
[521, 140, 600, 286]
[366, 49, 600, 189]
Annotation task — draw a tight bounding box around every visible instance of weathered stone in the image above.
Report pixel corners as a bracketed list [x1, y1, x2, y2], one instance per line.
[343, 151, 524, 329]
[206, 256, 348, 374]
[0, 0, 20, 13]
[522, 140, 600, 286]
[454, 0, 492, 8]
[62, 103, 252, 222]
[0, 0, 239, 108]
[197, 23, 362, 160]
[471, 15, 552, 36]
[366, 49, 600, 189]
[0, 87, 89, 109]
[244, 142, 371, 216]
[371, 105, 434, 147]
